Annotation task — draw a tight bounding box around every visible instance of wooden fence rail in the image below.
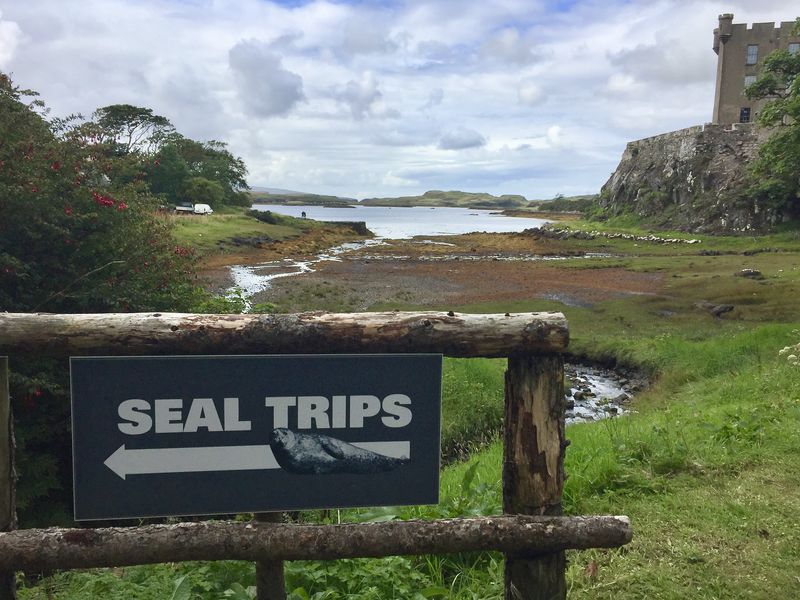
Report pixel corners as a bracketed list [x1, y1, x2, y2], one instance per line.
[0, 516, 631, 572]
[0, 310, 630, 600]
[0, 311, 568, 357]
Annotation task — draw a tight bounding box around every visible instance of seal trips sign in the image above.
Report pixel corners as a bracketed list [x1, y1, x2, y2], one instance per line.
[70, 354, 442, 521]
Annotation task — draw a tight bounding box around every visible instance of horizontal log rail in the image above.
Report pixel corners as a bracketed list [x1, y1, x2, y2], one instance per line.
[0, 516, 630, 572]
[0, 311, 568, 358]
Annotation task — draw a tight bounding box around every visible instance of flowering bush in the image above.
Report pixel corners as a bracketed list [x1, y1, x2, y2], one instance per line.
[0, 74, 200, 313]
[0, 74, 207, 523]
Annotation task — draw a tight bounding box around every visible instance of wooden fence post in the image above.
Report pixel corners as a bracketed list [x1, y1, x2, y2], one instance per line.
[255, 512, 285, 600]
[0, 358, 16, 599]
[503, 353, 566, 600]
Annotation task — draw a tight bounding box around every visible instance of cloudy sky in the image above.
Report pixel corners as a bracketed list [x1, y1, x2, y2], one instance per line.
[0, 0, 794, 199]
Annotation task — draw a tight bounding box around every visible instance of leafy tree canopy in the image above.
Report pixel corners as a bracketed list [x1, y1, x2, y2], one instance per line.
[150, 137, 251, 207]
[184, 176, 225, 207]
[92, 103, 176, 155]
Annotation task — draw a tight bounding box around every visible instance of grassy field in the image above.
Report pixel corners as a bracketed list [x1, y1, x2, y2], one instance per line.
[17, 222, 800, 598]
[170, 207, 313, 256]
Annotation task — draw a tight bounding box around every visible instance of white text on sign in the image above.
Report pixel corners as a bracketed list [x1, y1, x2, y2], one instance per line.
[116, 394, 413, 434]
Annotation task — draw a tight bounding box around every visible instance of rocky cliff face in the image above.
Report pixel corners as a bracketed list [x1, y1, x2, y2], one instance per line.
[599, 124, 781, 233]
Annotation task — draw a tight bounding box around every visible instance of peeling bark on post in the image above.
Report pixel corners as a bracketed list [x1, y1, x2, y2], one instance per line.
[0, 358, 15, 600]
[503, 354, 567, 600]
[255, 513, 285, 600]
[0, 516, 631, 572]
[0, 311, 568, 358]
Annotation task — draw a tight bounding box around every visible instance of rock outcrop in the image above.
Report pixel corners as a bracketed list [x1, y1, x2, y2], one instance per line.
[599, 123, 781, 233]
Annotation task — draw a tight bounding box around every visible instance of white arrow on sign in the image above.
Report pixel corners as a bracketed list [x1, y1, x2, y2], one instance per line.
[104, 442, 411, 480]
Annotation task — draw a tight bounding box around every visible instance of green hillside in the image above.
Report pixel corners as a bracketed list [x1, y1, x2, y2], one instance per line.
[360, 190, 529, 209]
[248, 191, 356, 207]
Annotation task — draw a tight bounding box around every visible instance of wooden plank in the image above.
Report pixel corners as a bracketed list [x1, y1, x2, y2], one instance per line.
[0, 515, 630, 571]
[254, 513, 285, 600]
[503, 354, 567, 600]
[0, 312, 568, 358]
[0, 358, 15, 599]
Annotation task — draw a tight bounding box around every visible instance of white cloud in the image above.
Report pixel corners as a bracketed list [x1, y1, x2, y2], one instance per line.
[340, 20, 398, 56]
[228, 40, 305, 118]
[0, 11, 22, 69]
[481, 27, 540, 65]
[438, 127, 486, 150]
[605, 73, 640, 95]
[517, 79, 546, 106]
[332, 72, 399, 120]
[1, 0, 777, 198]
[421, 87, 444, 110]
[609, 37, 713, 85]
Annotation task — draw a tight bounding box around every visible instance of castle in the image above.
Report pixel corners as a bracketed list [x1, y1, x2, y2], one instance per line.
[712, 14, 799, 124]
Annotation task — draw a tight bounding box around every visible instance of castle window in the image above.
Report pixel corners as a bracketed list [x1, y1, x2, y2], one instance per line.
[744, 75, 757, 88]
[739, 107, 751, 123]
[789, 43, 800, 55]
[746, 44, 758, 65]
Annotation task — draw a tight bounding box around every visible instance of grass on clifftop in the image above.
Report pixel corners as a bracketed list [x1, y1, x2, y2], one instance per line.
[171, 207, 309, 255]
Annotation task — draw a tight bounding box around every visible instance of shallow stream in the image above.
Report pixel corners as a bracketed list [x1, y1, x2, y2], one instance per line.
[225, 207, 639, 421]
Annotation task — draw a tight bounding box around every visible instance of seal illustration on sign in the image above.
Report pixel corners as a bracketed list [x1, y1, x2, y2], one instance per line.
[268, 428, 410, 475]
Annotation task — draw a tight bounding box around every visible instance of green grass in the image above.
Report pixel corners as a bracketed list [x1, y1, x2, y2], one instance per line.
[18, 326, 800, 599]
[171, 207, 310, 255]
[17, 225, 800, 598]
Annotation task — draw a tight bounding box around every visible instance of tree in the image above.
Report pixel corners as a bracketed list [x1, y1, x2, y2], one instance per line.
[183, 176, 225, 207]
[745, 18, 800, 218]
[0, 75, 203, 524]
[146, 143, 191, 202]
[147, 137, 250, 207]
[92, 104, 176, 155]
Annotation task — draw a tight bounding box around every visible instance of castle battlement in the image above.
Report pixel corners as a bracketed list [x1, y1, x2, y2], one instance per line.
[712, 13, 799, 125]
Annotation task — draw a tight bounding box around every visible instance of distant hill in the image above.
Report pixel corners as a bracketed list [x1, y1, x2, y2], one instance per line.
[360, 190, 529, 209]
[526, 194, 598, 213]
[249, 186, 306, 195]
[249, 190, 356, 207]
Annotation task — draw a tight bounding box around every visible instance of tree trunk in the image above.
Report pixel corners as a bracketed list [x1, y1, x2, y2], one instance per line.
[503, 354, 567, 600]
[0, 358, 15, 600]
[0, 312, 568, 358]
[0, 515, 630, 572]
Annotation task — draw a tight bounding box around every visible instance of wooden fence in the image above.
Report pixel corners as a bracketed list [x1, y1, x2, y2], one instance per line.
[0, 311, 632, 599]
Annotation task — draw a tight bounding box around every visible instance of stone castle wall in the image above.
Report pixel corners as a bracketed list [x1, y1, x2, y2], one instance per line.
[599, 123, 780, 233]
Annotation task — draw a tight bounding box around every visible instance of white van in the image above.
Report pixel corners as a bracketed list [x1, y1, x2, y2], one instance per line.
[193, 204, 214, 215]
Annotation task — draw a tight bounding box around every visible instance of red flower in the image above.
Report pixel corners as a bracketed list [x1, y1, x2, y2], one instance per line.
[65, 206, 73, 216]
[51, 161, 61, 171]
[33, 388, 42, 398]
[92, 191, 116, 207]
[30, 185, 39, 193]
[116, 201, 128, 211]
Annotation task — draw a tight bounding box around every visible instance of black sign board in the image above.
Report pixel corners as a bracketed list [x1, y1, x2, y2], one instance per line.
[70, 354, 442, 521]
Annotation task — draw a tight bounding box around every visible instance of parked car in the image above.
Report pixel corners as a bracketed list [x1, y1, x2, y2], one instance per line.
[174, 203, 214, 215]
